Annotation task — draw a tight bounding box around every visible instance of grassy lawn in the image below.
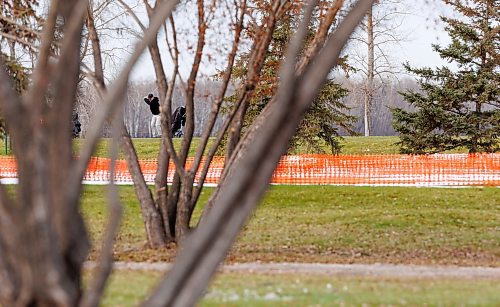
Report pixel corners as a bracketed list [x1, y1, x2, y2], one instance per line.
[0, 136, 403, 157]
[71, 138, 206, 159]
[0, 137, 207, 158]
[82, 185, 499, 266]
[70, 136, 403, 158]
[2, 136, 495, 304]
[339, 136, 400, 155]
[95, 270, 500, 306]
[1, 135, 469, 157]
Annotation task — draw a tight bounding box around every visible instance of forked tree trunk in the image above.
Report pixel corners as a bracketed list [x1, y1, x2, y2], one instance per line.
[0, 1, 90, 305]
[120, 130, 170, 247]
[0, 0, 180, 304]
[1, 0, 374, 306]
[364, 5, 374, 136]
[144, 2, 376, 305]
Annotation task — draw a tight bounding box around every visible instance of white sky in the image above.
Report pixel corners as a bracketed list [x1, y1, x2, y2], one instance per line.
[398, 2, 452, 70]
[126, 0, 454, 82]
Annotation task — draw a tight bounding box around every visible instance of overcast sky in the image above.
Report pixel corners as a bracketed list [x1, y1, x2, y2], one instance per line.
[127, 0, 454, 82]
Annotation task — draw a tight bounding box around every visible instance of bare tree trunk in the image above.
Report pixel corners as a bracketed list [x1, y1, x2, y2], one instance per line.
[0, 0, 180, 304]
[0, 1, 90, 305]
[226, 102, 248, 159]
[121, 130, 170, 247]
[85, 3, 105, 92]
[364, 5, 374, 136]
[144, 2, 375, 305]
[225, 0, 287, 161]
[86, 0, 174, 245]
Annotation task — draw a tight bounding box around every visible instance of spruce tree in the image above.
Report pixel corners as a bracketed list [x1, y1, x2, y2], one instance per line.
[392, 0, 499, 153]
[1, 0, 41, 135]
[227, 13, 355, 154]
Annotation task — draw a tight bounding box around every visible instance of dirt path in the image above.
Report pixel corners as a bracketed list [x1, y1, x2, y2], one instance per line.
[87, 262, 500, 279]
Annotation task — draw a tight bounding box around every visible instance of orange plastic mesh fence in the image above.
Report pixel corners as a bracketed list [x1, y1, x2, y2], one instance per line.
[0, 154, 498, 186]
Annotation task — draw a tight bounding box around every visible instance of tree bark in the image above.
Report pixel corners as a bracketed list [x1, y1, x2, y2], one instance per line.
[144, 1, 375, 305]
[364, 5, 374, 136]
[120, 130, 171, 246]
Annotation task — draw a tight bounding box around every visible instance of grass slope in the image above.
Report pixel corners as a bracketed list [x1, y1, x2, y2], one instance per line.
[0, 136, 404, 157]
[83, 185, 499, 266]
[1, 136, 468, 157]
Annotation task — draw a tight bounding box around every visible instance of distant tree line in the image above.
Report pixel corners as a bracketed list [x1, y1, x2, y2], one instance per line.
[75, 77, 419, 138]
[76, 79, 228, 138]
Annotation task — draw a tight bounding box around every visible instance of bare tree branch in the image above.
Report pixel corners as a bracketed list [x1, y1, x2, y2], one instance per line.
[26, 0, 60, 109]
[0, 59, 26, 141]
[70, 0, 181, 198]
[79, 104, 124, 307]
[116, 0, 146, 32]
[190, 0, 247, 210]
[143, 1, 375, 305]
[0, 32, 39, 53]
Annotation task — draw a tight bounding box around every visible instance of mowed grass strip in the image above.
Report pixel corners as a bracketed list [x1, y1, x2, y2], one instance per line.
[82, 185, 499, 266]
[69, 136, 402, 158]
[1, 136, 468, 156]
[71, 138, 206, 159]
[68, 136, 401, 158]
[95, 270, 500, 306]
[72, 136, 468, 157]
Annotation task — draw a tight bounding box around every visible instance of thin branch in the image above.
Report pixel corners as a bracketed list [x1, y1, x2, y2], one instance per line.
[26, 0, 60, 109]
[295, 0, 344, 74]
[190, 0, 247, 208]
[78, 103, 124, 307]
[116, 0, 146, 32]
[178, 0, 207, 164]
[0, 32, 39, 53]
[68, 0, 181, 207]
[143, 1, 375, 306]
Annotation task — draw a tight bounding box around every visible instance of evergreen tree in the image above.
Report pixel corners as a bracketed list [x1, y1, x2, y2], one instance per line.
[1, 0, 41, 136]
[392, 0, 499, 153]
[227, 12, 355, 154]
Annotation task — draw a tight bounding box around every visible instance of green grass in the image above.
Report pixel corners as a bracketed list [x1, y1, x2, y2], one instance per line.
[82, 185, 500, 265]
[95, 270, 500, 306]
[0, 136, 400, 157]
[79, 136, 403, 157]
[1, 136, 469, 157]
[0, 137, 211, 158]
[71, 138, 210, 159]
[339, 136, 400, 154]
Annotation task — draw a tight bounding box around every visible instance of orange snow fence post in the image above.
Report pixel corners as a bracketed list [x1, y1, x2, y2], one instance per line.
[0, 154, 499, 186]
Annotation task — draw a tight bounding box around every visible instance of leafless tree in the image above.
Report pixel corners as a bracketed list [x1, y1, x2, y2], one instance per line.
[0, 0, 375, 306]
[340, 76, 419, 135]
[348, 0, 409, 136]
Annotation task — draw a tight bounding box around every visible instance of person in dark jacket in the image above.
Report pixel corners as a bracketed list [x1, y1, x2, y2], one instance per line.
[72, 111, 81, 138]
[171, 106, 186, 137]
[144, 93, 161, 137]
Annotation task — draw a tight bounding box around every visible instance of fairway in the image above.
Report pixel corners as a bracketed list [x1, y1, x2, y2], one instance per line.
[1, 136, 442, 157]
[81, 183, 499, 305]
[82, 185, 499, 266]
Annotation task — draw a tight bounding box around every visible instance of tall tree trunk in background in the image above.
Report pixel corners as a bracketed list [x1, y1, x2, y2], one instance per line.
[364, 5, 374, 136]
[85, 4, 104, 91]
[85, 1, 171, 247]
